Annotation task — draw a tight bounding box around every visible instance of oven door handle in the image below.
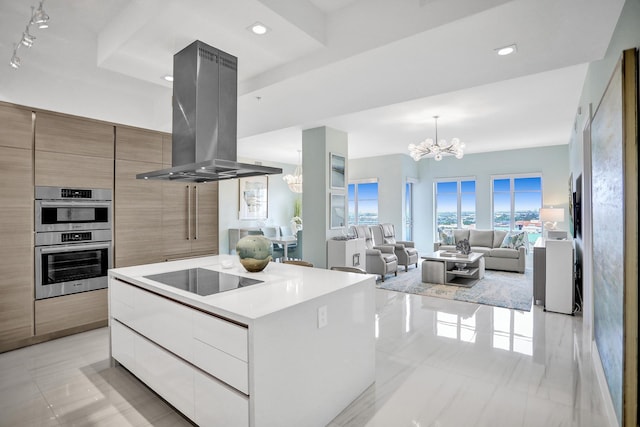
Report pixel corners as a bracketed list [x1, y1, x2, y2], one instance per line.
[38, 242, 111, 254]
[38, 200, 112, 208]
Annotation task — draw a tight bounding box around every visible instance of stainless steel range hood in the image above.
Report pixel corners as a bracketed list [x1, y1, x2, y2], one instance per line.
[137, 41, 282, 182]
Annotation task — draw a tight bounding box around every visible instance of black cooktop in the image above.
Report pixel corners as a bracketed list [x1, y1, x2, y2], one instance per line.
[144, 268, 263, 296]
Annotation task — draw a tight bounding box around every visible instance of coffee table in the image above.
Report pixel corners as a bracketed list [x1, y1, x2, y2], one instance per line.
[421, 251, 485, 287]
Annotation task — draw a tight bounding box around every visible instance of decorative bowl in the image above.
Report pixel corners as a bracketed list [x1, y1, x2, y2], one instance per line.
[236, 235, 273, 272]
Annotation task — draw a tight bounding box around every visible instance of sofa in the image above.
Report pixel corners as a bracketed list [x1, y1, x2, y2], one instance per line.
[433, 229, 527, 273]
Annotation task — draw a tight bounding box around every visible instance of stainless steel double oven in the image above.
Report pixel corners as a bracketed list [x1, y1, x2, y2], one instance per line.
[35, 186, 112, 300]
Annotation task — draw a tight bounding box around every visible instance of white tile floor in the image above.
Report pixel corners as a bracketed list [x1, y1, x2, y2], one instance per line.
[0, 289, 608, 427]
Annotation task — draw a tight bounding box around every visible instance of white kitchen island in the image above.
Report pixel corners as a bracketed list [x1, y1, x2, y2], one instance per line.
[108, 255, 376, 427]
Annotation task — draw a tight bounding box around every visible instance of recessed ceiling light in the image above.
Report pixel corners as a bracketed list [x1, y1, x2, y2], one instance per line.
[163, 74, 173, 82]
[249, 22, 269, 35]
[495, 44, 517, 56]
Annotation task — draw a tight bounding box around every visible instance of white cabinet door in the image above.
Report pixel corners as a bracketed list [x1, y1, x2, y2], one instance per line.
[110, 320, 135, 369]
[194, 369, 249, 427]
[134, 334, 195, 419]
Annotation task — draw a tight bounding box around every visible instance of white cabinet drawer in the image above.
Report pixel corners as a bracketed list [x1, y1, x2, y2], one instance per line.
[192, 310, 248, 361]
[193, 339, 249, 394]
[135, 333, 195, 420]
[111, 320, 135, 369]
[195, 369, 249, 427]
[132, 285, 194, 360]
[110, 279, 135, 325]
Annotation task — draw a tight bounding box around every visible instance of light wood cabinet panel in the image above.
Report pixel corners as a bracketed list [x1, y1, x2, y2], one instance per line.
[191, 182, 219, 255]
[162, 133, 172, 166]
[0, 147, 34, 348]
[0, 103, 33, 150]
[114, 159, 163, 267]
[163, 182, 218, 259]
[116, 126, 163, 163]
[35, 111, 113, 158]
[35, 289, 108, 336]
[35, 150, 114, 188]
[162, 183, 192, 258]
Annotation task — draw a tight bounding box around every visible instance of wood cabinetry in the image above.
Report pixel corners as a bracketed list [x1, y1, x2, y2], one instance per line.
[35, 289, 108, 336]
[0, 111, 34, 351]
[114, 126, 164, 267]
[161, 133, 219, 259]
[34, 111, 114, 188]
[0, 103, 33, 150]
[163, 182, 219, 259]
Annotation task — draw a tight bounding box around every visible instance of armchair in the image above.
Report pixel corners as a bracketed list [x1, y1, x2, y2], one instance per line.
[372, 223, 419, 271]
[350, 225, 398, 282]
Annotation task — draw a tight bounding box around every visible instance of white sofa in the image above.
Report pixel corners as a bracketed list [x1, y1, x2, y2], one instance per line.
[433, 229, 526, 274]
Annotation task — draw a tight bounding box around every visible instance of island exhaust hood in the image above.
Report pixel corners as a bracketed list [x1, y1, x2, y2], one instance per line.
[137, 41, 282, 182]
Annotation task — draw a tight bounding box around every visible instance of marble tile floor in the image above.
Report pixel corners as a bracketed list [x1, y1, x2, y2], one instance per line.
[0, 290, 609, 427]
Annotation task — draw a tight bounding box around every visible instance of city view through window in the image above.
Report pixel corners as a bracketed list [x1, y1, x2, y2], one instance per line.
[435, 179, 476, 231]
[348, 181, 379, 225]
[493, 176, 542, 244]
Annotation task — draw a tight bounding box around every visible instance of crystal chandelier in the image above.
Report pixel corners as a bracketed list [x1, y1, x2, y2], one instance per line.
[283, 150, 303, 193]
[408, 116, 465, 161]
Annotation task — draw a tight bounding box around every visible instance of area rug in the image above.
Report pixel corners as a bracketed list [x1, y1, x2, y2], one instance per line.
[377, 266, 533, 311]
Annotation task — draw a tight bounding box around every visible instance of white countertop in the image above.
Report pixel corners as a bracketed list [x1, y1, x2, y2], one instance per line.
[109, 255, 375, 325]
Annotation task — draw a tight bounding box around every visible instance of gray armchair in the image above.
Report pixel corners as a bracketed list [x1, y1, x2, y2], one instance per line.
[350, 225, 398, 282]
[372, 223, 419, 271]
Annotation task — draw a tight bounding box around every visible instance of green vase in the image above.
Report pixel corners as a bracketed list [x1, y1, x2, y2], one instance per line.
[236, 235, 273, 272]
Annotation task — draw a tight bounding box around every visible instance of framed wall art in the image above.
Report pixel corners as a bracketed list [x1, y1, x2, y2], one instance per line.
[591, 49, 638, 426]
[239, 176, 268, 220]
[330, 152, 346, 189]
[330, 193, 346, 229]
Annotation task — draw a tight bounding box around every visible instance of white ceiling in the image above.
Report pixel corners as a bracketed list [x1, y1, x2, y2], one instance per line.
[0, 0, 625, 165]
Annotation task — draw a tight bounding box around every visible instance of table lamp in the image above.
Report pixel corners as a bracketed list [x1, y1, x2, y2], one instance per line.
[540, 207, 566, 239]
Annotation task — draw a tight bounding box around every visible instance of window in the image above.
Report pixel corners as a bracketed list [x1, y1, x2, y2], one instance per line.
[492, 175, 542, 244]
[405, 181, 414, 240]
[348, 180, 378, 226]
[434, 178, 476, 233]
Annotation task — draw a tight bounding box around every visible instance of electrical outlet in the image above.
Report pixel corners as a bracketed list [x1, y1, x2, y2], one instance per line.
[317, 305, 328, 328]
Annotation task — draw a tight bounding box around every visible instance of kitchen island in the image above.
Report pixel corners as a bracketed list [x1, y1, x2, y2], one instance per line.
[108, 255, 376, 427]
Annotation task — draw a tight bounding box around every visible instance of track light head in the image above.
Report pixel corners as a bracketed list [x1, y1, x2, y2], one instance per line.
[21, 26, 36, 47]
[30, 1, 49, 28]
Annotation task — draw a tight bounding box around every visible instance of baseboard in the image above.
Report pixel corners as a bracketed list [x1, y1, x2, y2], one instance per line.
[592, 339, 620, 427]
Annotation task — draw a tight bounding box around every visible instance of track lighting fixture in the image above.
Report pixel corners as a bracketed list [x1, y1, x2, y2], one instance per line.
[8, 0, 50, 69]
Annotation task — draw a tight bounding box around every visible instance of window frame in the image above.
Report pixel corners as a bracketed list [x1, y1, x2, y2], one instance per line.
[433, 176, 477, 235]
[491, 173, 543, 231]
[348, 178, 379, 226]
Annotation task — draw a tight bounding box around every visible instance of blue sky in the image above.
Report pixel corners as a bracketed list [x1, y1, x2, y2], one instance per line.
[436, 177, 541, 213]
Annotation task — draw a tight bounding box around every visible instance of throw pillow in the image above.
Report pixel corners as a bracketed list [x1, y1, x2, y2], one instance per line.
[439, 229, 454, 245]
[500, 231, 527, 249]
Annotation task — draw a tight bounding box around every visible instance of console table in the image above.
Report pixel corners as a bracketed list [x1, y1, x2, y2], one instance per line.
[533, 237, 574, 314]
[327, 238, 366, 270]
